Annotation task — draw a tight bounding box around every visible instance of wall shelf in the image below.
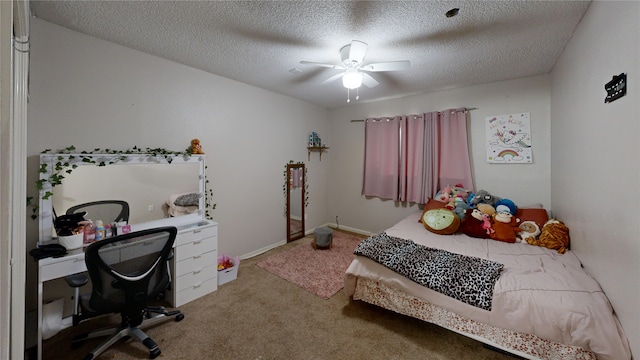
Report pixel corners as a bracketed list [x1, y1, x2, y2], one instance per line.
[307, 146, 329, 161]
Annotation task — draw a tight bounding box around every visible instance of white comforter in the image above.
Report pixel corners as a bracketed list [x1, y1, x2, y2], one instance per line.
[344, 211, 630, 360]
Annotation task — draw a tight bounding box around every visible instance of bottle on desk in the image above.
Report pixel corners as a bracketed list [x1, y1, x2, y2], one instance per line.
[95, 220, 105, 241]
[83, 220, 95, 245]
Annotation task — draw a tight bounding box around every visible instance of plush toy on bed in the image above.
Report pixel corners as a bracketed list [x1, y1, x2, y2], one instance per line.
[517, 220, 541, 243]
[527, 219, 570, 254]
[459, 208, 489, 238]
[489, 210, 521, 243]
[188, 138, 205, 155]
[422, 208, 460, 235]
[469, 189, 502, 208]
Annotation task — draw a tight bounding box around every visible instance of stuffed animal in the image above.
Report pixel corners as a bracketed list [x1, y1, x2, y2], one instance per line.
[481, 214, 495, 236]
[495, 198, 517, 216]
[477, 203, 496, 217]
[436, 184, 471, 210]
[469, 189, 502, 207]
[189, 138, 205, 155]
[489, 211, 521, 243]
[517, 220, 541, 243]
[422, 208, 460, 235]
[527, 219, 570, 254]
[435, 186, 453, 204]
[459, 208, 489, 238]
[451, 200, 470, 220]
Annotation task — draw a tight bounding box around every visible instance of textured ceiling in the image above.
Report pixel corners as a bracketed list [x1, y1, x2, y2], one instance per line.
[30, 1, 591, 109]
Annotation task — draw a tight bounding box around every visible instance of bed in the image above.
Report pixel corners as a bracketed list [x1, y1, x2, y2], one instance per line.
[165, 192, 200, 217]
[344, 210, 631, 360]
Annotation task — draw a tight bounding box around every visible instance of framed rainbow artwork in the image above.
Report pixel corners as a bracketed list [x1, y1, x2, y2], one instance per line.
[485, 112, 532, 164]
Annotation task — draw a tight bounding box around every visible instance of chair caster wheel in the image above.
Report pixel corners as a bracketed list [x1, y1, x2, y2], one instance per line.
[176, 313, 185, 321]
[150, 348, 161, 359]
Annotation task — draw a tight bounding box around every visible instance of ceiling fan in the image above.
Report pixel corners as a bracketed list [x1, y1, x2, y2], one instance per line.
[300, 40, 410, 93]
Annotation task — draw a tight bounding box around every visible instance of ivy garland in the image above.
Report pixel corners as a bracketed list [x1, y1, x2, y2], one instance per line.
[283, 160, 309, 217]
[28, 145, 217, 220]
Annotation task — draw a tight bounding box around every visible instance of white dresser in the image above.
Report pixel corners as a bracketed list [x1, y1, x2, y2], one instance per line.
[36, 220, 218, 360]
[169, 221, 218, 306]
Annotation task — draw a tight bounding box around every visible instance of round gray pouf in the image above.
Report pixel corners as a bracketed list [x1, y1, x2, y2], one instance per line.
[314, 227, 333, 249]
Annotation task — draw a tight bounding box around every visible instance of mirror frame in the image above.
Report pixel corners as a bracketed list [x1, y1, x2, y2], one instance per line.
[38, 153, 206, 244]
[286, 163, 305, 242]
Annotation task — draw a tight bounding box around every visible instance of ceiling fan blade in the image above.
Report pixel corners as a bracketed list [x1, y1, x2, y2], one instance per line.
[361, 73, 379, 88]
[361, 60, 410, 72]
[320, 72, 345, 84]
[300, 61, 345, 70]
[349, 40, 368, 63]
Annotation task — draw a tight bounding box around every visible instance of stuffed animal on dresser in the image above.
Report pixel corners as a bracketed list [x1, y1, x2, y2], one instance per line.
[527, 219, 570, 254]
[517, 220, 541, 243]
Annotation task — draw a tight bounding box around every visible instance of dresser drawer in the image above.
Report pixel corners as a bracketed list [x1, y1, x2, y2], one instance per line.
[175, 263, 216, 291]
[175, 236, 216, 262]
[40, 255, 86, 282]
[175, 276, 217, 306]
[175, 250, 216, 277]
[176, 225, 217, 247]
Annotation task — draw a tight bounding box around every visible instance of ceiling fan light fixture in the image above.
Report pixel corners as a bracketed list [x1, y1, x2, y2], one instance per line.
[342, 70, 363, 89]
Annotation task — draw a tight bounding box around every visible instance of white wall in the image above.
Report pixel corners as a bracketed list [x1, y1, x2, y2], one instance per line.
[327, 75, 551, 234]
[550, 1, 639, 357]
[26, 18, 330, 310]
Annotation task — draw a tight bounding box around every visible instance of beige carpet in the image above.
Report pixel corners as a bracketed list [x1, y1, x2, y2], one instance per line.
[36, 230, 518, 360]
[256, 229, 364, 299]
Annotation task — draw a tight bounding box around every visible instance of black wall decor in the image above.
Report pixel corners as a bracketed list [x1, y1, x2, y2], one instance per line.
[604, 73, 626, 103]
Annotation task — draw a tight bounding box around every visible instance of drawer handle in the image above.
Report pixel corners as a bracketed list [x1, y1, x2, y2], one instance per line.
[193, 282, 202, 289]
[193, 268, 202, 274]
[193, 239, 203, 245]
[193, 229, 202, 234]
[193, 254, 202, 259]
[74, 258, 84, 263]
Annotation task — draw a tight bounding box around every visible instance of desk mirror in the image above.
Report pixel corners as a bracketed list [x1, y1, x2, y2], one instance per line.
[286, 163, 305, 242]
[39, 153, 205, 244]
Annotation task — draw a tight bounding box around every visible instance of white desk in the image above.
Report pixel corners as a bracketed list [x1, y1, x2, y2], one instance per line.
[36, 220, 218, 360]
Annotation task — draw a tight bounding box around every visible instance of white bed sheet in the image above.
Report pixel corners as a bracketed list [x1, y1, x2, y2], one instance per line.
[344, 211, 630, 360]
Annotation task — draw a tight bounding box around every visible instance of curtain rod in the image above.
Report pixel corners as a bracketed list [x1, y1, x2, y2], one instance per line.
[350, 107, 478, 122]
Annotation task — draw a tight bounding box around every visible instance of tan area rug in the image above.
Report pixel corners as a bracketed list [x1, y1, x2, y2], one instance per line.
[256, 229, 366, 299]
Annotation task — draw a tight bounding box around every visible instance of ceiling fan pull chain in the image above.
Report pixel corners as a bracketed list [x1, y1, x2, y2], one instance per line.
[347, 88, 351, 103]
[356, 87, 360, 101]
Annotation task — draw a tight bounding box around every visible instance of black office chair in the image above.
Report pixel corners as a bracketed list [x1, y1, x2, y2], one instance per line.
[70, 226, 184, 360]
[66, 200, 130, 225]
[65, 200, 131, 322]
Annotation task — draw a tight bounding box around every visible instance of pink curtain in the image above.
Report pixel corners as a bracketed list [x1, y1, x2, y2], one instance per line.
[437, 108, 474, 192]
[363, 108, 474, 203]
[362, 116, 402, 200]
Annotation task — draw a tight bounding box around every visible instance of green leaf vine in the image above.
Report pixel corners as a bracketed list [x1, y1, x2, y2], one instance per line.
[30, 146, 217, 220]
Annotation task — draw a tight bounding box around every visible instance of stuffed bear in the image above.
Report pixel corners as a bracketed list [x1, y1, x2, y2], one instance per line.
[517, 220, 541, 243]
[527, 219, 570, 254]
[469, 189, 502, 208]
[489, 211, 521, 243]
[459, 208, 489, 238]
[189, 138, 205, 155]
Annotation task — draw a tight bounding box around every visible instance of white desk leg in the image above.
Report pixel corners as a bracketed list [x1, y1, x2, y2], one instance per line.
[37, 273, 43, 360]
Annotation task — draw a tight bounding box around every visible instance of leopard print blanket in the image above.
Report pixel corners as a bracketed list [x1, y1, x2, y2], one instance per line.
[354, 233, 504, 311]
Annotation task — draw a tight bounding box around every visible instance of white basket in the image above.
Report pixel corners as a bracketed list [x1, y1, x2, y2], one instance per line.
[57, 233, 84, 250]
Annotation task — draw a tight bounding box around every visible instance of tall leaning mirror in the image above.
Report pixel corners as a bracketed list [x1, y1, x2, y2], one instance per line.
[286, 163, 305, 242]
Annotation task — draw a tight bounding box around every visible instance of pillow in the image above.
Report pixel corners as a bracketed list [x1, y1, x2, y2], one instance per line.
[418, 198, 448, 223]
[422, 208, 460, 235]
[516, 208, 549, 228]
[174, 193, 200, 207]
